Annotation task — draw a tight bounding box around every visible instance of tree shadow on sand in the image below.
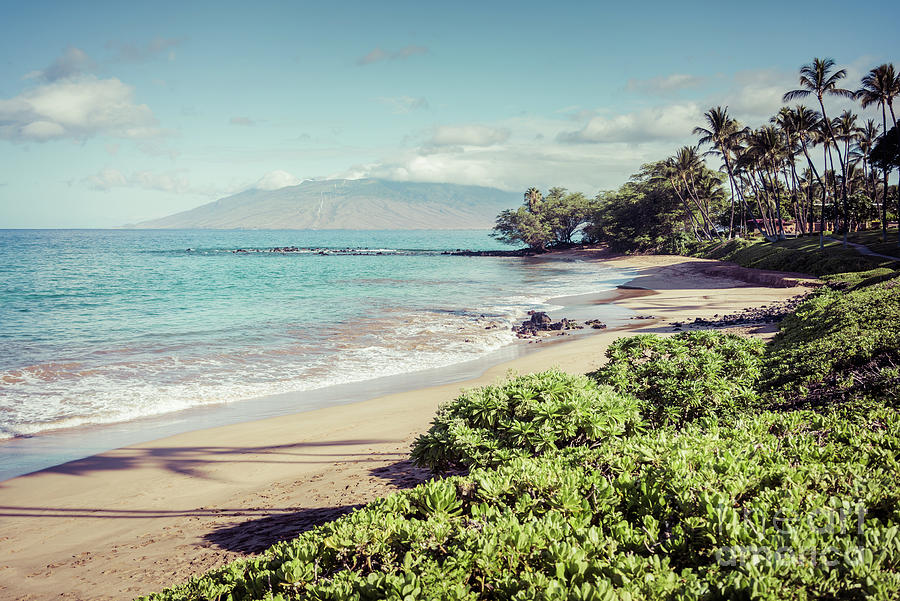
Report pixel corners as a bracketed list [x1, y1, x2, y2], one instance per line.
[203, 504, 365, 553]
[203, 459, 434, 553]
[368, 457, 433, 489]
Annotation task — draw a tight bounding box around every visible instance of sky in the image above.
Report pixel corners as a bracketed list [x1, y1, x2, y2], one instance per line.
[1, 0, 899, 227]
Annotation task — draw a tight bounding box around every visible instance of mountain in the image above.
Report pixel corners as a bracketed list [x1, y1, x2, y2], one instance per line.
[132, 179, 519, 229]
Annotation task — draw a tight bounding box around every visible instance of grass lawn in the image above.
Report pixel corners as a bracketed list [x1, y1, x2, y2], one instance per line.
[845, 227, 900, 259]
[693, 235, 900, 278]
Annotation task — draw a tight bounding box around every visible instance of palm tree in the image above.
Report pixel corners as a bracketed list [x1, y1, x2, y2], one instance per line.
[853, 119, 881, 216]
[694, 106, 744, 238]
[524, 187, 542, 213]
[858, 63, 898, 127]
[871, 126, 900, 249]
[858, 63, 899, 241]
[666, 147, 722, 240]
[784, 58, 856, 244]
[772, 108, 805, 235]
[789, 105, 827, 245]
[742, 127, 788, 240]
[833, 110, 860, 229]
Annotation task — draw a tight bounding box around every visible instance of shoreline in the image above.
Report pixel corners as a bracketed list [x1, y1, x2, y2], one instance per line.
[0, 253, 815, 601]
[0, 254, 637, 482]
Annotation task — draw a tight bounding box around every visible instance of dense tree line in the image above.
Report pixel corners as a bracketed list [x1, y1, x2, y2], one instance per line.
[495, 58, 900, 252]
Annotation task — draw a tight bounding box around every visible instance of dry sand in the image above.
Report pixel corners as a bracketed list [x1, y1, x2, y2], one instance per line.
[0, 253, 816, 600]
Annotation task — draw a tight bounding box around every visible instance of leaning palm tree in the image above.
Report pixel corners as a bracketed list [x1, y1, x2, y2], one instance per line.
[667, 147, 722, 239]
[858, 63, 899, 241]
[694, 106, 745, 238]
[784, 58, 856, 244]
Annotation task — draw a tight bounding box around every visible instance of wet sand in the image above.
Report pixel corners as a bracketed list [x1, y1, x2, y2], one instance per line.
[0, 253, 816, 600]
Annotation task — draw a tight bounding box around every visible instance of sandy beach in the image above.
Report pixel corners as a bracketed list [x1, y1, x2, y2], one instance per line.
[0, 253, 816, 601]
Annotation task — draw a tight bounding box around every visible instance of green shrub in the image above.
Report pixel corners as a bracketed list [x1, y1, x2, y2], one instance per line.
[140, 409, 900, 601]
[409, 369, 642, 472]
[590, 331, 765, 428]
[762, 275, 900, 410]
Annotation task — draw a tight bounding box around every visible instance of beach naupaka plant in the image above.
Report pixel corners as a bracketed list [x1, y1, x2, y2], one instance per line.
[590, 330, 765, 428]
[410, 369, 642, 472]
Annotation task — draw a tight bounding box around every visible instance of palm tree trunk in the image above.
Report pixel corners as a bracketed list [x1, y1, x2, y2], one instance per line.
[748, 170, 774, 239]
[684, 174, 720, 240]
[821, 144, 830, 249]
[671, 178, 709, 240]
[817, 94, 850, 245]
[769, 162, 786, 240]
[720, 148, 738, 239]
[881, 103, 889, 242]
[798, 139, 825, 244]
[782, 156, 803, 235]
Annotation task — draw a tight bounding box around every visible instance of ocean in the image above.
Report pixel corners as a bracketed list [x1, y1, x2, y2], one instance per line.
[0, 229, 634, 475]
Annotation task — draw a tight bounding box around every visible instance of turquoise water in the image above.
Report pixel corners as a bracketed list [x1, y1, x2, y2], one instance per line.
[0, 229, 633, 439]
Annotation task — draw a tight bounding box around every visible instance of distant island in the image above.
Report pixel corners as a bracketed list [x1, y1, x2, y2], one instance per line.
[130, 178, 519, 230]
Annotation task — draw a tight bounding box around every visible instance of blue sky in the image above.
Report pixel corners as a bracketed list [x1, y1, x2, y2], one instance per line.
[1, 0, 898, 227]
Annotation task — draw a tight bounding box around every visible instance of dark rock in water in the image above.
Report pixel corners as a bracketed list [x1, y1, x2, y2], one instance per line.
[530, 312, 552, 327]
[445, 248, 544, 257]
[549, 318, 566, 330]
[512, 312, 609, 338]
[514, 312, 581, 338]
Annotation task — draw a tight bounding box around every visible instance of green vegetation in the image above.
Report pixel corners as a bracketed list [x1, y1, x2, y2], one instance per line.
[495, 58, 900, 254]
[846, 227, 900, 259]
[409, 370, 642, 472]
[142, 410, 900, 601]
[762, 275, 900, 410]
[589, 331, 765, 428]
[582, 162, 713, 254]
[492, 187, 597, 250]
[688, 236, 899, 277]
[141, 261, 900, 599]
[142, 56, 900, 601]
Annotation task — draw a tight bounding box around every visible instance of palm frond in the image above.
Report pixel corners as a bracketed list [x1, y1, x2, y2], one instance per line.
[783, 89, 811, 102]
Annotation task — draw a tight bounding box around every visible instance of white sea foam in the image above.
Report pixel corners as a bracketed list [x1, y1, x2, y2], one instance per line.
[0, 260, 635, 439]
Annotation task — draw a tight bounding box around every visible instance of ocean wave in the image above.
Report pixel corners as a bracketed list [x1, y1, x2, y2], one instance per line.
[0, 250, 635, 440]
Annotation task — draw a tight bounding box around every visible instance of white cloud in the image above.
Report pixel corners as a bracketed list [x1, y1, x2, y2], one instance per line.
[229, 116, 256, 126]
[626, 73, 705, 95]
[254, 170, 303, 190]
[724, 66, 873, 125]
[83, 168, 191, 193]
[341, 115, 674, 193]
[723, 68, 795, 122]
[378, 96, 429, 114]
[0, 75, 160, 142]
[357, 45, 428, 65]
[351, 142, 655, 194]
[557, 103, 702, 144]
[429, 124, 511, 147]
[25, 47, 95, 82]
